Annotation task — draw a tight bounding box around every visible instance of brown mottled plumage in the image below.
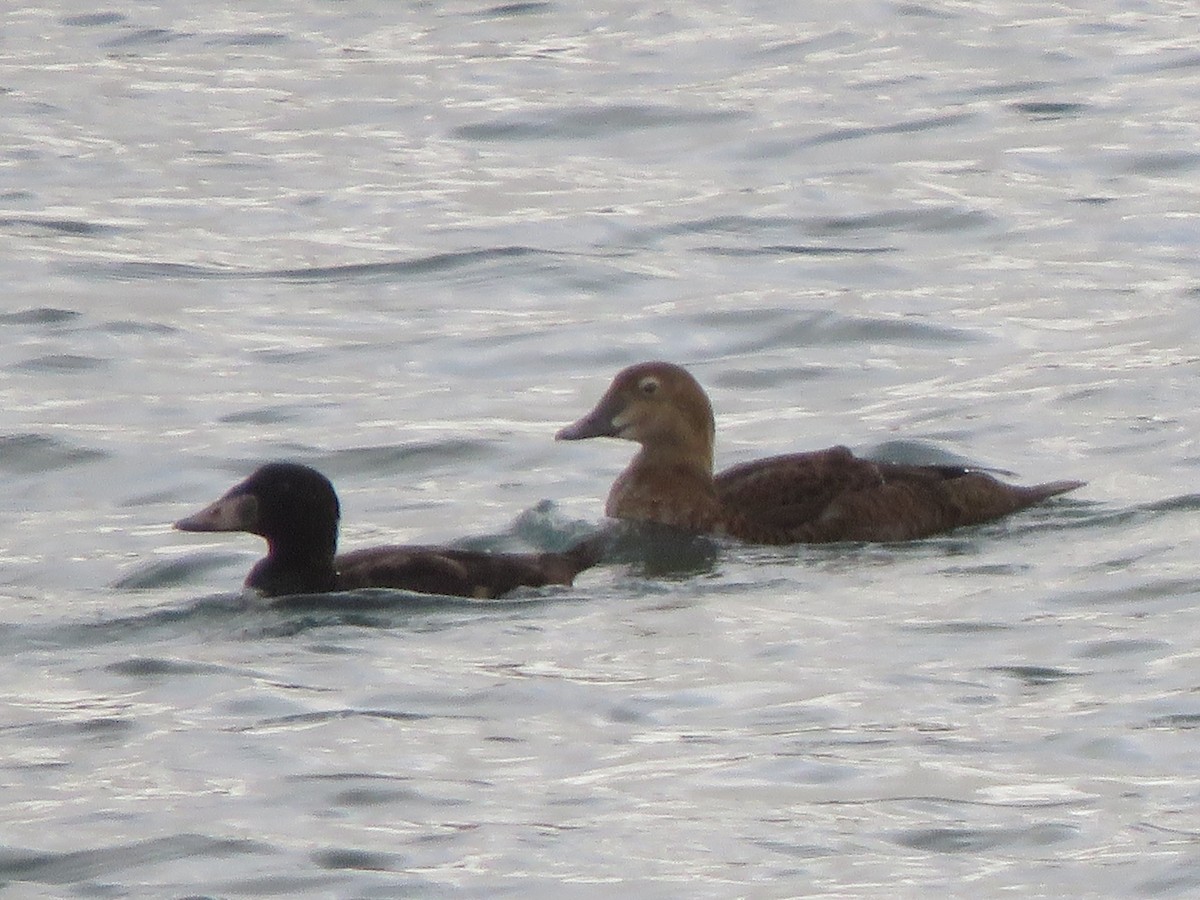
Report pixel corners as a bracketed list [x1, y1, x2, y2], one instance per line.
[556, 362, 1083, 544]
[175, 463, 602, 599]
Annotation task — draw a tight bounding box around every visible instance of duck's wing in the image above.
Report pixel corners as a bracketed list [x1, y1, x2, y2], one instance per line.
[335, 535, 605, 599]
[334, 546, 479, 597]
[715, 445, 886, 530]
[716, 447, 1083, 542]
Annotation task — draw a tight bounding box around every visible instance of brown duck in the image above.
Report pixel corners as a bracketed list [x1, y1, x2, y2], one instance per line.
[176, 462, 602, 599]
[556, 361, 1083, 543]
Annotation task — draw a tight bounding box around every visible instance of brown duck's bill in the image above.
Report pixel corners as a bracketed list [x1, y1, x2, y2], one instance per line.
[174, 493, 259, 532]
[556, 402, 621, 441]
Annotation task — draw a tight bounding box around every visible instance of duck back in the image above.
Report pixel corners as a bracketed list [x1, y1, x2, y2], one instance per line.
[335, 533, 607, 599]
[715, 447, 1083, 543]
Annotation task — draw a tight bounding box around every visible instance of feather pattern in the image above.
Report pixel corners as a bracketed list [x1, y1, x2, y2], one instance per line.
[558, 362, 1083, 544]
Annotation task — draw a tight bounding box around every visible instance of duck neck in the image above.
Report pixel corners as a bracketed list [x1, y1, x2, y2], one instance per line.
[638, 439, 714, 479]
[606, 442, 720, 529]
[249, 532, 339, 597]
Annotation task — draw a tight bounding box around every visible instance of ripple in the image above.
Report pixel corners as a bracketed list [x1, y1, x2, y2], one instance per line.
[292, 771, 467, 810]
[484, 1, 554, 15]
[0, 215, 114, 236]
[100, 319, 175, 335]
[218, 405, 307, 425]
[271, 247, 548, 280]
[1146, 714, 1200, 731]
[0, 308, 80, 326]
[452, 103, 745, 141]
[810, 207, 995, 235]
[600, 521, 721, 579]
[658, 213, 801, 238]
[60, 12, 127, 26]
[10, 354, 106, 374]
[266, 588, 564, 617]
[212, 873, 344, 894]
[893, 822, 1076, 853]
[204, 31, 289, 47]
[1141, 494, 1200, 514]
[233, 708, 435, 733]
[312, 847, 401, 871]
[709, 365, 828, 389]
[802, 111, 973, 147]
[1120, 151, 1200, 176]
[75, 716, 135, 737]
[91, 246, 547, 283]
[0, 835, 263, 885]
[30, 589, 554, 651]
[700, 243, 897, 257]
[313, 440, 495, 477]
[0, 715, 135, 742]
[636, 212, 903, 255]
[1010, 100, 1089, 120]
[690, 308, 979, 354]
[329, 787, 420, 808]
[1075, 638, 1169, 660]
[505, 499, 599, 551]
[0, 434, 107, 473]
[1138, 868, 1200, 897]
[895, 2, 959, 18]
[1057, 575, 1200, 607]
[987, 665, 1082, 686]
[104, 656, 234, 677]
[905, 620, 1013, 635]
[100, 28, 189, 49]
[1118, 51, 1200, 74]
[111, 553, 247, 591]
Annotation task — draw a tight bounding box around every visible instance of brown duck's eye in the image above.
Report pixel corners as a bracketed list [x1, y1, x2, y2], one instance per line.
[638, 377, 660, 395]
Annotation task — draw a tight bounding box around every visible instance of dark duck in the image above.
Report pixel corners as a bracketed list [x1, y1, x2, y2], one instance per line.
[175, 462, 602, 598]
[556, 361, 1084, 543]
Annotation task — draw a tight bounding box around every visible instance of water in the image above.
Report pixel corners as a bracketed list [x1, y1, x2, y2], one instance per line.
[3, 1, 1200, 895]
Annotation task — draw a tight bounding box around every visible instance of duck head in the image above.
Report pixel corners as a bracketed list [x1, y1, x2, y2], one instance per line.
[175, 462, 340, 551]
[556, 361, 716, 472]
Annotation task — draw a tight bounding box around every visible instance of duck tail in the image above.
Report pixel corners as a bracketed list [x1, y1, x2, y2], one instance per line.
[1020, 479, 1086, 503]
[565, 529, 613, 571]
[543, 529, 612, 585]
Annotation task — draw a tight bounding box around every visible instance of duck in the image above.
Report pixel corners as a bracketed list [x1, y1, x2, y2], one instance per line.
[174, 462, 603, 599]
[556, 361, 1084, 543]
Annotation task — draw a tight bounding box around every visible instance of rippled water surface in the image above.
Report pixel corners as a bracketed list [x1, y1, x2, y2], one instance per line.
[4, 1, 1200, 896]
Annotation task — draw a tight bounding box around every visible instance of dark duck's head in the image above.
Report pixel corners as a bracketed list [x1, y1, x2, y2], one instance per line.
[175, 462, 340, 595]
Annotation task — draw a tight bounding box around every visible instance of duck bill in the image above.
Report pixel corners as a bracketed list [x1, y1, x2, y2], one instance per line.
[174, 493, 258, 532]
[556, 397, 622, 441]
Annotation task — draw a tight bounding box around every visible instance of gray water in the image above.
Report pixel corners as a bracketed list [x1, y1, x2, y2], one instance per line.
[3, 1, 1200, 896]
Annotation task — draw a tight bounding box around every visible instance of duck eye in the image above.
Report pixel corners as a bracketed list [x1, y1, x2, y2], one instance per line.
[638, 377, 660, 396]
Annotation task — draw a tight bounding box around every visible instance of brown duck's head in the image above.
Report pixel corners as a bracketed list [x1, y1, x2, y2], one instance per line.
[556, 361, 716, 468]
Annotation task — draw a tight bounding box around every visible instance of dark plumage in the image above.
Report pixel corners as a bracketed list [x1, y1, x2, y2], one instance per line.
[175, 462, 602, 599]
[556, 361, 1084, 543]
